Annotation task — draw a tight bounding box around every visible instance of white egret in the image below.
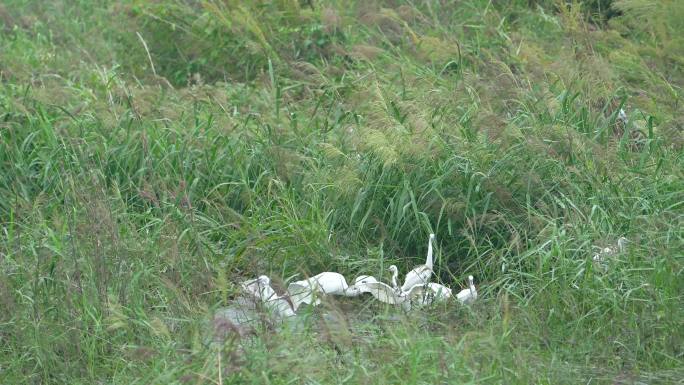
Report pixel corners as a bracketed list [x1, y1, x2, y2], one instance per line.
[455, 275, 477, 304]
[618, 237, 629, 251]
[354, 278, 453, 309]
[240, 275, 295, 317]
[360, 280, 428, 307]
[618, 108, 628, 125]
[287, 272, 361, 310]
[241, 275, 276, 301]
[592, 237, 629, 271]
[399, 233, 436, 292]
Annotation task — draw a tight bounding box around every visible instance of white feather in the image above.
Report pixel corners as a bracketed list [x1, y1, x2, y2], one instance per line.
[352, 275, 379, 293]
[361, 280, 407, 305]
[287, 272, 360, 310]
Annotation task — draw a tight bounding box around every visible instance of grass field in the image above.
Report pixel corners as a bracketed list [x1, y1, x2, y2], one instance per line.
[1, 0, 683, 383]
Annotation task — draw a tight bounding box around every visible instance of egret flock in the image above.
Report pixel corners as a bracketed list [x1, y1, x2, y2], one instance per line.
[592, 236, 629, 272]
[239, 234, 478, 316]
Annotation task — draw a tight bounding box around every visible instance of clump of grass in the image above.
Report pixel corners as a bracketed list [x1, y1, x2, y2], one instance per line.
[1, 0, 683, 383]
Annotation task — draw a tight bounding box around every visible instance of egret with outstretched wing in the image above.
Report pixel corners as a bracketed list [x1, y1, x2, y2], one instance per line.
[400, 233, 435, 291]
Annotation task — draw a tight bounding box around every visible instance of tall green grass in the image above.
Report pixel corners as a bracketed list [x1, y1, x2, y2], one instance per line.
[1, 0, 682, 383]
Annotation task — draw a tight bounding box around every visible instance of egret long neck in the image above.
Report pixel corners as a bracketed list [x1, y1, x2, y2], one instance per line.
[617, 237, 627, 252]
[426, 235, 434, 270]
[391, 270, 398, 289]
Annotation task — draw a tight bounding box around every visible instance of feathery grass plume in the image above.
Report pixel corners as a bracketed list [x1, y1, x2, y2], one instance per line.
[330, 166, 362, 198]
[318, 142, 347, 161]
[413, 35, 461, 65]
[613, 0, 684, 54]
[554, 0, 589, 32]
[362, 129, 399, 167]
[349, 44, 384, 61]
[202, 2, 279, 61]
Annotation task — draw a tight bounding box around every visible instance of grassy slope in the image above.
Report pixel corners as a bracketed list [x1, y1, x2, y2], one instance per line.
[1, 0, 683, 383]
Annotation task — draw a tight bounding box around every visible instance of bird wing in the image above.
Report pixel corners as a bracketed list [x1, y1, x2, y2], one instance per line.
[287, 281, 320, 307]
[401, 265, 432, 292]
[265, 297, 295, 317]
[364, 282, 405, 304]
[354, 275, 379, 293]
[455, 288, 472, 303]
[287, 281, 312, 294]
[404, 284, 427, 298]
[403, 284, 436, 307]
[426, 283, 452, 302]
[354, 275, 378, 285]
[402, 283, 453, 308]
[313, 272, 347, 294]
[260, 285, 278, 301]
